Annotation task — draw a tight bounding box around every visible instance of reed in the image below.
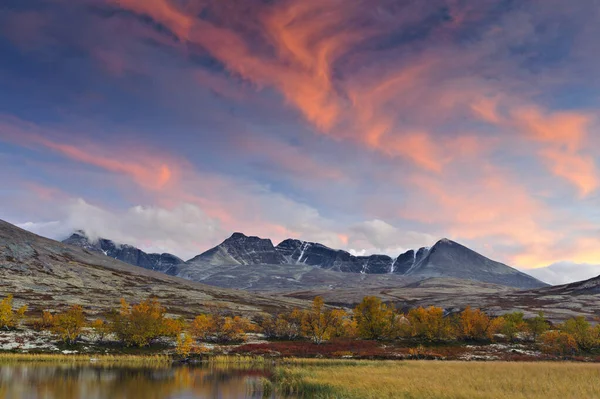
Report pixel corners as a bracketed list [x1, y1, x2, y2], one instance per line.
[273, 360, 600, 399]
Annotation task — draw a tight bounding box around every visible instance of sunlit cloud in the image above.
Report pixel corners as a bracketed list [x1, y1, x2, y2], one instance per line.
[2, 0, 600, 283]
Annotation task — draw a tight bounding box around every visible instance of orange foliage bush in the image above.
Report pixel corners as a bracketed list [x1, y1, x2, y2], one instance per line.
[540, 331, 578, 356]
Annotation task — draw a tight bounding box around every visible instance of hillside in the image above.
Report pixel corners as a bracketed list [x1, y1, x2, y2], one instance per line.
[0, 220, 307, 317]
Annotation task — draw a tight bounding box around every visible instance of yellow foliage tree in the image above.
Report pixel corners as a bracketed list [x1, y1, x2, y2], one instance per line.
[459, 307, 492, 341]
[0, 294, 27, 330]
[52, 305, 86, 345]
[221, 316, 253, 342]
[540, 331, 578, 356]
[109, 298, 169, 347]
[176, 332, 194, 357]
[353, 296, 393, 340]
[190, 311, 253, 343]
[487, 317, 506, 341]
[163, 318, 186, 338]
[32, 310, 55, 332]
[500, 312, 528, 342]
[190, 314, 213, 341]
[257, 314, 277, 338]
[328, 309, 351, 339]
[560, 316, 599, 351]
[274, 309, 304, 340]
[301, 296, 343, 344]
[406, 306, 455, 342]
[90, 319, 110, 342]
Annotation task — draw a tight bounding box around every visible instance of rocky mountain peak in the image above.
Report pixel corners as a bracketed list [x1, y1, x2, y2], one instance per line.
[227, 232, 248, 241]
[62, 232, 182, 274]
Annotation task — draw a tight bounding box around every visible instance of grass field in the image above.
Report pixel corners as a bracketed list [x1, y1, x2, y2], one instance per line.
[275, 359, 600, 398]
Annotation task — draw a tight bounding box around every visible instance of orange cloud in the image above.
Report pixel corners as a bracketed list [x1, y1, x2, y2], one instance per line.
[107, 0, 491, 173]
[108, 0, 193, 40]
[42, 140, 174, 190]
[471, 98, 599, 197]
[513, 107, 598, 196]
[22, 182, 67, 201]
[0, 118, 177, 191]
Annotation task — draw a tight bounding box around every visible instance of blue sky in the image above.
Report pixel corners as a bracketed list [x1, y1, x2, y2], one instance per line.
[1, 0, 600, 284]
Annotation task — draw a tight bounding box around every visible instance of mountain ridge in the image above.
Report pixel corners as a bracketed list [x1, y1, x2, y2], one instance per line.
[63, 231, 183, 274]
[62, 231, 548, 289]
[0, 219, 307, 316]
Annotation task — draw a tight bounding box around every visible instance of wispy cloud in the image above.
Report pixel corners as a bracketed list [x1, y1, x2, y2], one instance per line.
[2, 0, 600, 283]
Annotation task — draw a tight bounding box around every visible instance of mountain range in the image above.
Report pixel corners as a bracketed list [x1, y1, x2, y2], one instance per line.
[62, 231, 547, 289]
[1, 219, 599, 322]
[0, 220, 305, 317]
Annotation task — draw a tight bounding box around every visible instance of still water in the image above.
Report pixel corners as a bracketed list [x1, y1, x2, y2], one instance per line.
[0, 364, 285, 399]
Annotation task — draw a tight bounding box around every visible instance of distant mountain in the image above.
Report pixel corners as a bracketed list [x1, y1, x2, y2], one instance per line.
[403, 238, 546, 289]
[179, 233, 548, 289]
[541, 273, 600, 296]
[0, 220, 305, 316]
[62, 230, 547, 289]
[62, 232, 183, 274]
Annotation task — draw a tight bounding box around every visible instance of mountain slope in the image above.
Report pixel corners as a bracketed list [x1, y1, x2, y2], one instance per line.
[62, 232, 183, 274]
[540, 273, 600, 295]
[62, 230, 547, 289]
[405, 239, 546, 289]
[179, 233, 546, 289]
[0, 220, 306, 316]
[186, 232, 287, 266]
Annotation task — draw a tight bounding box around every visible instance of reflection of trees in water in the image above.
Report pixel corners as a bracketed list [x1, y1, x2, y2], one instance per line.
[0, 365, 274, 399]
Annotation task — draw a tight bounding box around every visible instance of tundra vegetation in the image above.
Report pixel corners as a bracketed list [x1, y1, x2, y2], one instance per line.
[1, 294, 599, 358]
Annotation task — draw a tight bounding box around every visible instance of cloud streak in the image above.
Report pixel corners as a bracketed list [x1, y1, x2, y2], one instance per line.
[2, 0, 600, 283]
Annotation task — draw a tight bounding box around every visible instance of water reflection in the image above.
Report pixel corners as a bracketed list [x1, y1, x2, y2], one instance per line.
[0, 363, 281, 399]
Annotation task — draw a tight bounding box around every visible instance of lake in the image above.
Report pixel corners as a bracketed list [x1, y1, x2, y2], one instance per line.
[0, 363, 285, 399]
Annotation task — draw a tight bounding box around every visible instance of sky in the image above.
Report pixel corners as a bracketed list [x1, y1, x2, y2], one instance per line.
[1, 0, 600, 285]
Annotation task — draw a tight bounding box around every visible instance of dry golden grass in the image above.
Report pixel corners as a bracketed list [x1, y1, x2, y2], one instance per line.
[0, 353, 172, 366]
[276, 360, 600, 398]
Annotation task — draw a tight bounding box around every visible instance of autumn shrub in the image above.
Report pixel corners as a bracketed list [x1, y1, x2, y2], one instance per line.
[405, 306, 456, 342]
[32, 310, 55, 332]
[90, 319, 110, 342]
[109, 298, 169, 347]
[257, 314, 277, 339]
[0, 295, 27, 330]
[52, 305, 86, 345]
[525, 312, 548, 341]
[459, 307, 493, 341]
[301, 297, 348, 344]
[274, 309, 304, 340]
[176, 332, 194, 357]
[221, 316, 253, 342]
[500, 312, 528, 342]
[540, 331, 578, 356]
[353, 297, 394, 340]
[190, 310, 254, 343]
[162, 317, 186, 338]
[559, 316, 599, 351]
